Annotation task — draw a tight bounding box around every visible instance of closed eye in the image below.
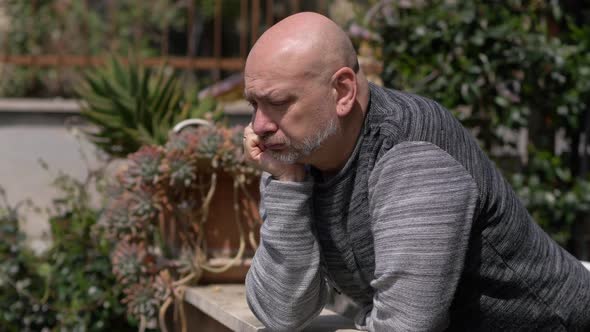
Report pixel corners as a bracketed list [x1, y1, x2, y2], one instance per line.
[268, 95, 294, 107]
[269, 100, 288, 106]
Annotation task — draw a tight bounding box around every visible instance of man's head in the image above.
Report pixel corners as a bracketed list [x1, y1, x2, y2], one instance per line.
[244, 12, 368, 169]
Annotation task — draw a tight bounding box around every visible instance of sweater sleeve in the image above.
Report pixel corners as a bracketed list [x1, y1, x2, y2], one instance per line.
[358, 141, 479, 331]
[245, 172, 327, 331]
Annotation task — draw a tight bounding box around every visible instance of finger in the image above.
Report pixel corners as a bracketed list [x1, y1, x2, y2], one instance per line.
[244, 123, 254, 136]
[243, 126, 263, 163]
[244, 124, 263, 149]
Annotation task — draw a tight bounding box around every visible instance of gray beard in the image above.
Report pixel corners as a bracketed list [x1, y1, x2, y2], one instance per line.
[268, 117, 338, 164]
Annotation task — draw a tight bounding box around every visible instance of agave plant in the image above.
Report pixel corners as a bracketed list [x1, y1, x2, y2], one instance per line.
[77, 57, 217, 157]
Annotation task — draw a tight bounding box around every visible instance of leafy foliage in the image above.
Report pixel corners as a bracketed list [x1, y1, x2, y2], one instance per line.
[0, 0, 187, 97]
[362, 0, 590, 251]
[0, 190, 52, 331]
[0, 170, 134, 331]
[77, 57, 218, 157]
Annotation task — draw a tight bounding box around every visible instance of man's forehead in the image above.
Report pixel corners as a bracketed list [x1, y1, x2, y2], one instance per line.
[246, 39, 319, 78]
[243, 66, 301, 93]
[244, 62, 319, 91]
[243, 82, 289, 101]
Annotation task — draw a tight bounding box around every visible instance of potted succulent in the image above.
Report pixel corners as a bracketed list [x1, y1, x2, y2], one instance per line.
[77, 58, 261, 330]
[99, 120, 261, 330]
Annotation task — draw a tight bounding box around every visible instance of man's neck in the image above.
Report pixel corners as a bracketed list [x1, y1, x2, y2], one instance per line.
[311, 105, 366, 174]
[308, 78, 370, 174]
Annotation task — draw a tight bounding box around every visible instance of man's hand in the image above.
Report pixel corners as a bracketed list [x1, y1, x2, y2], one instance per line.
[243, 124, 306, 182]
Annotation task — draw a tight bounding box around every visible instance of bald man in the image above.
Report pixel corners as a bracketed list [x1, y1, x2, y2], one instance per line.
[243, 12, 590, 331]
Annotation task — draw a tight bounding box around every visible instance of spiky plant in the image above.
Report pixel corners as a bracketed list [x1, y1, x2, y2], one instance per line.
[120, 146, 164, 189]
[161, 150, 197, 188]
[195, 126, 224, 161]
[165, 126, 204, 152]
[129, 187, 159, 223]
[152, 272, 171, 305]
[77, 57, 216, 157]
[122, 282, 161, 328]
[100, 196, 135, 239]
[111, 240, 149, 286]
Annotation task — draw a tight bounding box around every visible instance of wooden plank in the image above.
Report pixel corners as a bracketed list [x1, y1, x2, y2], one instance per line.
[0, 55, 244, 70]
[184, 285, 360, 332]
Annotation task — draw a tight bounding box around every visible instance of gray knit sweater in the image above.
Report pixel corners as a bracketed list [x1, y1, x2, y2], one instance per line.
[245, 83, 590, 331]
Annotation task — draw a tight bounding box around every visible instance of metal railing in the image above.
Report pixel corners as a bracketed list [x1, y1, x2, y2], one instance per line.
[0, 0, 329, 78]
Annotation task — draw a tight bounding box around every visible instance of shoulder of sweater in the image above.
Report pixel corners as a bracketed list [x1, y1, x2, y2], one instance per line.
[364, 85, 469, 163]
[367, 140, 479, 203]
[368, 83, 445, 115]
[371, 141, 474, 178]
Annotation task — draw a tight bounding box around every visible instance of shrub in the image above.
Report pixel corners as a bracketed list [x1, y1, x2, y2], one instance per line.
[0, 168, 134, 331]
[362, 0, 590, 252]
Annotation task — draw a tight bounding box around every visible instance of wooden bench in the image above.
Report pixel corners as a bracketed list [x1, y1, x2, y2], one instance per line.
[183, 284, 360, 332]
[183, 261, 590, 331]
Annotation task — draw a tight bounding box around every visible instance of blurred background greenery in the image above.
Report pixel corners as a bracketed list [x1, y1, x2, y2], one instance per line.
[364, 0, 590, 253]
[1, 0, 589, 330]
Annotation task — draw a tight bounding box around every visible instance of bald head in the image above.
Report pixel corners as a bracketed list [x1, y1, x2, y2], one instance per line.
[244, 13, 370, 172]
[246, 12, 359, 80]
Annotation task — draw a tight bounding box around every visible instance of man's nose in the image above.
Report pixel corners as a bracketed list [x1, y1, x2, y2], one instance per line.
[252, 109, 278, 137]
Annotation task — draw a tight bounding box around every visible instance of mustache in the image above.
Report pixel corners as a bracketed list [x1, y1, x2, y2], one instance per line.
[261, 134, 289, 146]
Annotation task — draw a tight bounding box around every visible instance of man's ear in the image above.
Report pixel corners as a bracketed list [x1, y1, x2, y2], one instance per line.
[331, 67, 357, 117]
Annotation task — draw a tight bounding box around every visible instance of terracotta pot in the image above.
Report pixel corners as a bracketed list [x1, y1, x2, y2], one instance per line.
[171, 119, 261, 284]
[199, 171, 260, 284]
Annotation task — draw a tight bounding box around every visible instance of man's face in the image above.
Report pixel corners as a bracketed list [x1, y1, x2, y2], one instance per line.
[244, 65, 338, 164]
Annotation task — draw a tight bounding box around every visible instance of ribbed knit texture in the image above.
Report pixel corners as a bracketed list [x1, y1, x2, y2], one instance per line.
[246, 83, 590, 331]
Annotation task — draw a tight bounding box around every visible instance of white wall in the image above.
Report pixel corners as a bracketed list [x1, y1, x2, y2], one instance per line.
[0, 111, 102, 252]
